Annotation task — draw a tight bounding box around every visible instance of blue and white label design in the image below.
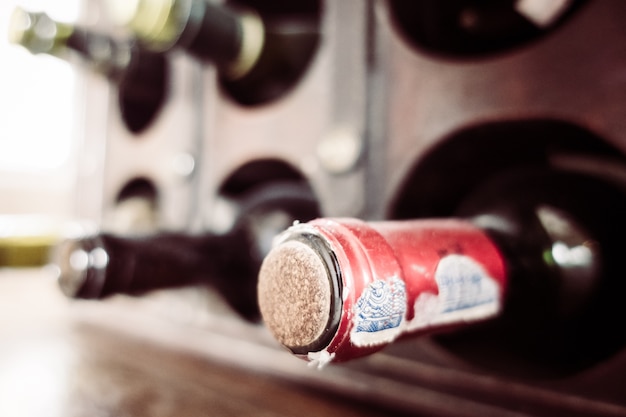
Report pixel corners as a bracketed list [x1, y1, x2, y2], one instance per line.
[407, 254, 501, 331]
[351, 276, 407, 347]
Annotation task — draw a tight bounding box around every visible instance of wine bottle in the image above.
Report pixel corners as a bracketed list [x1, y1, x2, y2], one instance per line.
[53, 180, 320, 322]
[53, 225, 261, 321]
[104, 0, 319, 104]
[9, 7, 167, 132]
[257, 170, 626, 368]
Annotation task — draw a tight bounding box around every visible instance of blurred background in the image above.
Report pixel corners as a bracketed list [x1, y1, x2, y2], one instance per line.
[0, 1, 78, 217]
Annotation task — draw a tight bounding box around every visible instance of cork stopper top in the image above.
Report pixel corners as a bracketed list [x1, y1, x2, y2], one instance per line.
[258, 239, 335, 351]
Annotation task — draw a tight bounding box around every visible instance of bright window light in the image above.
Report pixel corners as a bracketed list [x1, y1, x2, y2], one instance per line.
[0, 1, 80, 172]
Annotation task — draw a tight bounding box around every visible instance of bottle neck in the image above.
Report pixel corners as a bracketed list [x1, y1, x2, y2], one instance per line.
[54, 227, 260, 321]
[176, 0, 262, 77]
[105, 0, 257, 74]
[65, 29, 132, 80]
[9, 7, 132, 80]
[9, 8, 73, 57]
[104, 0, 319, 79]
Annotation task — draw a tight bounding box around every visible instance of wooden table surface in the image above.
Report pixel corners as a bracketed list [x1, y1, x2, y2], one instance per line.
[0, 269, 414, 417]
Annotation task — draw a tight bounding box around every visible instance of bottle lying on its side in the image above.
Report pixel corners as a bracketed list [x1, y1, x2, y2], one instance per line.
[104, 0, 320, 104]
[258, 169, 626, 369]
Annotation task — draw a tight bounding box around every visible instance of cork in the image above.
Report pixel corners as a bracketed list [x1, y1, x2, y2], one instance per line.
[258, 240, 334, 350]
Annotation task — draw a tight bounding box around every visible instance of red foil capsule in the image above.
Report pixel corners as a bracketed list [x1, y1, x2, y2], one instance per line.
[257, 218, 507, 367]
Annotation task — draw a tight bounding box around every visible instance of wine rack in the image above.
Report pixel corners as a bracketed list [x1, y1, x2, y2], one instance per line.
[68, 0, 626, 415]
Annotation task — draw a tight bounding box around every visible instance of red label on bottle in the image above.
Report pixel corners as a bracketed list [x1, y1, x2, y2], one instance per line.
[303, 218, 507, 366]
